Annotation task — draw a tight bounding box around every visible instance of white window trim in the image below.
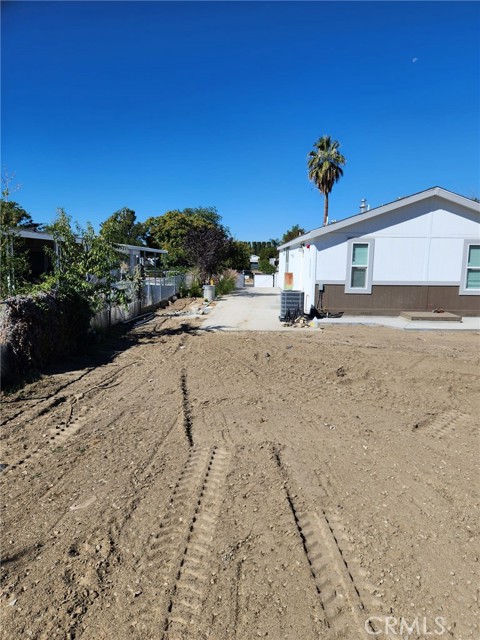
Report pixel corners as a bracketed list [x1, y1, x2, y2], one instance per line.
[459, 239, 480, 295]
[345, 238, 375, 294]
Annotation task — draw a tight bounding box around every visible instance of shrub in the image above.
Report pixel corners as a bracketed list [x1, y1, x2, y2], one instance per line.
[0, 290, 91, 388]
[215, 270, 237, 295]
[189, 282, 203, 298]
[179, 282, 189, 298]
[258, 258, 276, 275]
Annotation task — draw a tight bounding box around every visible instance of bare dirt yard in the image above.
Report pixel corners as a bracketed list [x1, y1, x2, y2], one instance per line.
[1, 298, 479, 640]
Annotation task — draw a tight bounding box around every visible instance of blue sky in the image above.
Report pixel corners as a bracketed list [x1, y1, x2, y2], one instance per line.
[2, 1, 479, 241]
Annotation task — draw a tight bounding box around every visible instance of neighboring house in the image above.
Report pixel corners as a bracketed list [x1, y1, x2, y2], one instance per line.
[14, 229, 167, 282]
[16, 229, 57, 280]
[250, 254, 260, 270]
[278, 187, 480, 316]
[115, 242, 167, 276]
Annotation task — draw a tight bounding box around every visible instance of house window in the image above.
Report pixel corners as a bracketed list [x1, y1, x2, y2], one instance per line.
[460, 242, 480, 294]
[351, 243, 369, 288]
[345, 239, 374, 294]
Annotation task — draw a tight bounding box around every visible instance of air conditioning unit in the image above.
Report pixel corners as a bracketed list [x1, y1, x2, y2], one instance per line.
[280, 290, 304, 321]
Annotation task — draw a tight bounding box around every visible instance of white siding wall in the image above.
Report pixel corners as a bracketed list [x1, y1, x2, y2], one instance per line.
[314, 236, 349, 282]
[278, 246, 304, 290]
[371, 237, 427, 282]
[427, 238, 465, 282]
[315, 201, 479, 286]
[279, 197, 479, 311]
[278, 250, 286, 289]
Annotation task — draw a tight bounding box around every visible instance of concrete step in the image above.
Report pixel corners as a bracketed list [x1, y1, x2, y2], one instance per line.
[400, 311, 462, 322]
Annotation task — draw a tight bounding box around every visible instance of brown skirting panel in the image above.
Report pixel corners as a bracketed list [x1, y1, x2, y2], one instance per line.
[318, 285, 480, 317]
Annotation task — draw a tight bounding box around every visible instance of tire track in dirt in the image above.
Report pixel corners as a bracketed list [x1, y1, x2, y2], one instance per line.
[12, 411, 185, 640]
[191, 339, 334, 447]
[163, 447, 230, 639]
[193, 336, 474, 628]
[0, 301, 194, 431]
[0, 361, 140, 468]
[0, 368, 96, 427]
[273, 446, 380, 639]
[194, 380, 240, 448]
[127, 446, 230, 639]
[0, 361, 139, 429]
[318, 435, 478, 632]
[180, 370, 194, 447]
[1, 363, 158, 476]
[414, 408, 473, 439]
[127, 447, 211, 636]
[175, 337, 245, 449]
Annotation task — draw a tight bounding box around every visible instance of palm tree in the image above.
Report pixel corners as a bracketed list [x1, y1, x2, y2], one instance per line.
[307, 136, 346, 226]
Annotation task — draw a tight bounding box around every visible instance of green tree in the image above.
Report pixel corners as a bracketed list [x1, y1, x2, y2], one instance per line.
[247, 240, 277, 255]
[257, 246, 277, 274]
[224, 240, 251, 271]
[181, 206, 223, 227]
[99, 207, 145, 246]
[144, 207, 225, 268]
[258, 257, 276, 274]
[281, 224, 306, 244]
[42, 209, 130, 314]
[307, 135, 346, 226]
[0, 200, 35, 228]
[259, 246, 277, 261]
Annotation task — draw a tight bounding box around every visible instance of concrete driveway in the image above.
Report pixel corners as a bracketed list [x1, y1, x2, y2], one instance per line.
[201, 287, 480, 332]
[201, 287, 284, 331]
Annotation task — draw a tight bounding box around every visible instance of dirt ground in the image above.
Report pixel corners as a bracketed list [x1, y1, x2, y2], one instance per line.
[1, 298, 479, 640]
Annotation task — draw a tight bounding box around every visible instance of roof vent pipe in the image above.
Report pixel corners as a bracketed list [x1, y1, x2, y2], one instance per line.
[360, 198, 368, 213]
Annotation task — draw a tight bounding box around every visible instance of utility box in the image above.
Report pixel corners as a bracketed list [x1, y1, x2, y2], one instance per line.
[280, 290, 304, 320]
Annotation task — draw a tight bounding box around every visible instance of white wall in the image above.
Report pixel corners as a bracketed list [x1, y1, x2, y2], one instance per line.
[278, 250, 287, 288]
[254, 274, 275, 287]
[314, 200, 479, 286]
[278, 247, 304, 286]
[279, 197, 479, 311]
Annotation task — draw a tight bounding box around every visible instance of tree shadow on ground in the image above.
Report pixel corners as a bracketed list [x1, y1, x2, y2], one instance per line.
[2, 316, 201, 394]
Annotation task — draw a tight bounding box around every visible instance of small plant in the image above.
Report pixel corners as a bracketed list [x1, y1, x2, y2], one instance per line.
[189, 282, 203, 298]
[179, 282, 189, 298]
[215, 270, 237, 295]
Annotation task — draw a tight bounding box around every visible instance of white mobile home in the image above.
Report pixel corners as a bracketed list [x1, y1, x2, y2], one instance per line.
[278, 187, 480, 316]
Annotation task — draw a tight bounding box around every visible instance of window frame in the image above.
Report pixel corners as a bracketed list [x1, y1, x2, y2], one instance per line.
[345, 238, 375, 294]
[460, 239, 480, 295]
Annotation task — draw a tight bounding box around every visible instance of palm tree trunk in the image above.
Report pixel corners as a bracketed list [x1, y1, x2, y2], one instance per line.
[323, 193, 329, 226]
